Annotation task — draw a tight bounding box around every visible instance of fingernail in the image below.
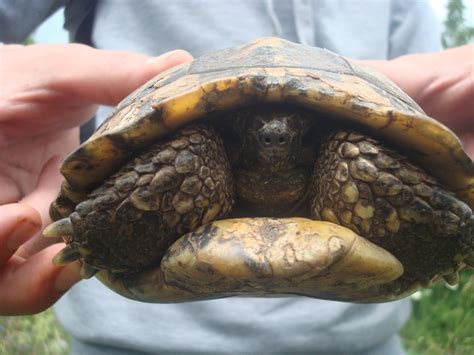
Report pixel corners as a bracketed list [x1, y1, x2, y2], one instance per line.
[146, 50, 191, 64]
[54, 261, 82, 293]
[7, 220, 41, 249]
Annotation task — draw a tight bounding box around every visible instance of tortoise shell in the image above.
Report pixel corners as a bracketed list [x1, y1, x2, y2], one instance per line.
[59, 37, 473, 210]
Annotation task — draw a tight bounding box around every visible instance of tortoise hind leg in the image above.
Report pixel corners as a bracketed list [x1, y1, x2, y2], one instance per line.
[48, 124, 234, 273]
[310, 130, 473, 294]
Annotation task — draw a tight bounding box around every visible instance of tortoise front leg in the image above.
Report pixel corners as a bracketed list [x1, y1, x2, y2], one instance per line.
[45, 124, 234, 276]
[310, 130, 474, 296]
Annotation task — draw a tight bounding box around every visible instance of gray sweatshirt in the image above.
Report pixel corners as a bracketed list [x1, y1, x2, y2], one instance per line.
[0, 0, 441, 353]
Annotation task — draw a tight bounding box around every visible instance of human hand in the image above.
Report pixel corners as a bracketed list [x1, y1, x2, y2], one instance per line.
[0, 43, 192, 315]
[362, 45, 474, 158]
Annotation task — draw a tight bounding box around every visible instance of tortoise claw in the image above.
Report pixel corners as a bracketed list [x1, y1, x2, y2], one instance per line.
[43, 218, 73, 238]
[464, 256, 474, 268]
[442, 272, 460, 287]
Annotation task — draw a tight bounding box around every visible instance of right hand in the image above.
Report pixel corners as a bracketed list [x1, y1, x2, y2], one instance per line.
[362, 45, 474, 158]
[0, 43, 192, 315]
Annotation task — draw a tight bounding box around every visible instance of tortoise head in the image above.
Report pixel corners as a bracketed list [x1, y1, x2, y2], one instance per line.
[222, 107, 320, 172]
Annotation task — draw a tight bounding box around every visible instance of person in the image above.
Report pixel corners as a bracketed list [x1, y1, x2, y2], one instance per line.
[1, 1, 472, 353]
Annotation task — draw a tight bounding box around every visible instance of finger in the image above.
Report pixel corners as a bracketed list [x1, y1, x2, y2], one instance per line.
[18, 153, 70, 258]
[461, 132, 474, 160]
[0, 203, 42, 266]
[419, 64, 474, 132]
[1, 45, 193, 139]
[54, 46, 194, 105]
[3, 44, 193, 106]
[0, 243, 81, 315]
[0, 175, 21, 205]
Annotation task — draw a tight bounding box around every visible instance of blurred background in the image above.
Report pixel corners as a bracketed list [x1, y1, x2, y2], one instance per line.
[30, 0, 474, 45]
[1, 0, 474, 354]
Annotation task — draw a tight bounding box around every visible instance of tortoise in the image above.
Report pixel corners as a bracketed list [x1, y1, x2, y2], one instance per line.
[44, 37, 474, 303]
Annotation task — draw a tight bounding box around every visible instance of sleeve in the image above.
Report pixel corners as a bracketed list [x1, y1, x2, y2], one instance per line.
[0, 0, 65, 43]
[389, 0, 442, 58]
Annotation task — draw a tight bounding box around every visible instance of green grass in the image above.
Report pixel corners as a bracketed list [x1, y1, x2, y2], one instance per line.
[401, 270, 474, 355]
[0, 309, 70, 355]
[1, 271, 473, 354]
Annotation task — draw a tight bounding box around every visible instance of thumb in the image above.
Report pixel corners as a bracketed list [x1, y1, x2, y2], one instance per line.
[1, 44, 193, 107]
[49, 45, 194, 106]
[0, 44, 193, 137]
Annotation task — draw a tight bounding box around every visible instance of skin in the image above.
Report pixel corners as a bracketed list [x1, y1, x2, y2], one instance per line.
[227, 108, 318, 215]
[0, 43, 472, 315]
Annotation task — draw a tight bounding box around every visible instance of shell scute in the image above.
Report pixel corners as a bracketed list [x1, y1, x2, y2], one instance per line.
[56, 37, 473, 216]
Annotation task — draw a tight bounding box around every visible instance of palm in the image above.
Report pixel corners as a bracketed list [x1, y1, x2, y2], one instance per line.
[0, 85, 86, 234]
[0, 129, 78, 207]
[0, 73, 89, 257]
[0, 120, 82, 315]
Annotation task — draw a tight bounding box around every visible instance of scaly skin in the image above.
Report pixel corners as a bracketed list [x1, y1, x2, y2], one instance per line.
[311, 130, 474, 293]
[65, 125, 233, 272]
[221, 107, 322, 216]
[47, 108, 473, 300]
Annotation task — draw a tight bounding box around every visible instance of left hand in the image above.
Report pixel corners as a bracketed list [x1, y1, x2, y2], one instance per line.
[0, 43, 192, 314]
